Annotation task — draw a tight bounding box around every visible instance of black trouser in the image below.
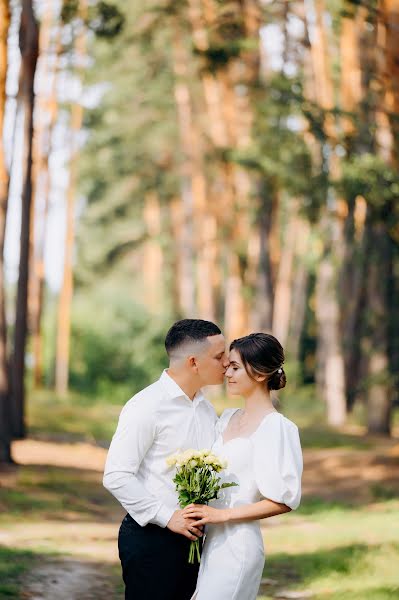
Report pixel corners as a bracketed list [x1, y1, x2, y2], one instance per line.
[118, 514, 200, 600]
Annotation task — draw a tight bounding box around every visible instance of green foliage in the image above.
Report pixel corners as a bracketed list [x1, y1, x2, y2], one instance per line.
[89, 2, 125, 38]
[61, 0, 79, 24]
[69, 292, 169, 397]
[61, 0, 125, 39]
[339, 154, 399, 235]
[194, 43, 241, 71]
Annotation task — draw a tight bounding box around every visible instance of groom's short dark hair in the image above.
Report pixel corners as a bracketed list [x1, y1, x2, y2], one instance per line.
[165, 319, 221, 356]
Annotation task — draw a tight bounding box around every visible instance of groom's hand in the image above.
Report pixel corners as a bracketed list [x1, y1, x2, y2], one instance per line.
[166, 509, 203, 541]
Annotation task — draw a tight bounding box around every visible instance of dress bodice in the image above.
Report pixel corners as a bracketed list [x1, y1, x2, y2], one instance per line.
[210, 408, 303, 510]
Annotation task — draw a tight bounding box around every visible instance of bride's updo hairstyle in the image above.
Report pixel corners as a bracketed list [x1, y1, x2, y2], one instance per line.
[230, 333, 286, 391]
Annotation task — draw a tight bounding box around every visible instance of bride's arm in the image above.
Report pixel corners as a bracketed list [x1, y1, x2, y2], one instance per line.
[182, 499, 291, 526]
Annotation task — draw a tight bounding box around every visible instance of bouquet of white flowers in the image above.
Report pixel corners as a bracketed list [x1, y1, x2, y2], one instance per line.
[166, 448, 238, 563]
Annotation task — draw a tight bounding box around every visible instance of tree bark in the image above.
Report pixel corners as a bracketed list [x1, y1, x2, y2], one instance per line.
[0, 0, 11, 462]
[272, 203, 299, 346]
[286, 219, 311, 361]
[30, 7, 60, 387]
[142, 192, 163, 314]
[250, 181, 277, 332]
[305, 0, 348, 422]
[365, 223, 392, 434]
[55, 1, 86, 395]
[315, 245, 347, 426]
[11, 0, 39, 438]
[171, 22, 199, 317]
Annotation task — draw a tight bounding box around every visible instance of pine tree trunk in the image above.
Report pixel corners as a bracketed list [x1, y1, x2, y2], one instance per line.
[315, 247, 347, 426]
[30, 7, 60, 387]
[365, 223, 392, 434]
[11, 0, 39, 437]
[224, 251, 248, 341]
[339, 197, 368, 410]
[143, 192, 163, 314]
[171, 23, 198, 317]
[250, 182, 277, 332]
[272, 204, 299, 346]
[0, 0, 11, 462]
[169, 197, 186, 318]
[55, 106, 82, 395]
[340, 6, 364, 139]
[305, 0, 348, 422]
[286, 219, 311, 361]
[55, 1, 86, 395]
[187, 0, 261, 331]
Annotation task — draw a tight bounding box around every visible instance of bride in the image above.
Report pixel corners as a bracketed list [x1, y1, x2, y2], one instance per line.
[184, 333, 303, 600]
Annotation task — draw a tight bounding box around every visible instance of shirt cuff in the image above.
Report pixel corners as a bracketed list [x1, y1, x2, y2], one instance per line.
[152, 503, 175, 528]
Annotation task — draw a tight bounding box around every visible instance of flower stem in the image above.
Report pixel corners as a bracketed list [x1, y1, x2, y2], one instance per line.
[188, 539, 200, 564]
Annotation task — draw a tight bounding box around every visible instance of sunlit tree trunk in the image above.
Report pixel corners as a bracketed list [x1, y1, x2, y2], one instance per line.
[30, 6, 60, 387]
[186, 0, 262, 335]
[338, 6, 368, 410]
[250, 181, 277, 332]
[55, 0, 86, 395]
[11, 0, 39, 437]
[375, 0, 399, 163]
[315, 238, 347, 426]
[272, 203, 299, 346]
[171, 23, 199, 317]
[169, 196, 187, 318]
[340, 6, 364, 140]
[286, 220, 311, 362]
[142, 192, 163, 314]
[305, 0, 347, 424]
[0, 0, 11, 462]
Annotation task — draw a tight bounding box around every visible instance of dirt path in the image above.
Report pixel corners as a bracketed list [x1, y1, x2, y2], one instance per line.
[2, 436, 398, 599]
[22, 558, 118, 600]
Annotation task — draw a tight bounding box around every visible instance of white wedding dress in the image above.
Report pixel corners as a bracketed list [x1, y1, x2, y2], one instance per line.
[191, 409, 303, 600]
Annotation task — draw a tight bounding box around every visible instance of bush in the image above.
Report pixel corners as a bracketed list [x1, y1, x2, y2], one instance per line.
[68, 292, 169, 400]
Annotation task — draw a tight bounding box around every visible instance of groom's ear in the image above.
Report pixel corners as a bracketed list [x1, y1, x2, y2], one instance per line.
[188, 355, 198, 371]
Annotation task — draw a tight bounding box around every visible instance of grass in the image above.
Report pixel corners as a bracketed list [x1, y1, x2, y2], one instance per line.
[257, 499, 399, 599]
[0, 546, 38, 598]
[0, 465, 117, 524]
[27, 388, 121, 444]
[27, 385, 388, 451]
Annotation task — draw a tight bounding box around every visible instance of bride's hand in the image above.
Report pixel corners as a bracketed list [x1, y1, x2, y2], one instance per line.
[182, 504, 229, 526]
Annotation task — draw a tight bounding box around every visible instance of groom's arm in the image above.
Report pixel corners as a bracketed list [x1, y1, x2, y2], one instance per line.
[103, 398, 174, 528]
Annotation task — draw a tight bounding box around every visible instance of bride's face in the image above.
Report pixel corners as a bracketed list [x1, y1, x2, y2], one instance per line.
[225, 349, 260, 397]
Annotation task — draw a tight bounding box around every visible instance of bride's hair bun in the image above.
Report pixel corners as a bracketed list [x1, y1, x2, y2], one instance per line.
[268, 367, 286, 391]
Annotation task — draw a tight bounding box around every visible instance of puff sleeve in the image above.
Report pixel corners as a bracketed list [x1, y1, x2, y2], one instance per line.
[252, 414, 303, 510]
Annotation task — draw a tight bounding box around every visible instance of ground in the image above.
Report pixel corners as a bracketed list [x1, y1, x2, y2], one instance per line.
[1, 430, 399, 600]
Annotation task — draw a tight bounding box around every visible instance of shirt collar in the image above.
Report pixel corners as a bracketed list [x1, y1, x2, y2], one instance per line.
[159, 370, 205, 405]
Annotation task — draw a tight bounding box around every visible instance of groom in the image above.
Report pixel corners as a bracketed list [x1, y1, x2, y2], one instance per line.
[103, 319, 228, 600]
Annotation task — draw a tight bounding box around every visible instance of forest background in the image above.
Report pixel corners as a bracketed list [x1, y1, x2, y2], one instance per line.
[0, 0, 398, 599]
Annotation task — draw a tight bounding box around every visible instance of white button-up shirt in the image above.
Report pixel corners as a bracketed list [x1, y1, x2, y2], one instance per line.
[103, 370, 218, 528]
